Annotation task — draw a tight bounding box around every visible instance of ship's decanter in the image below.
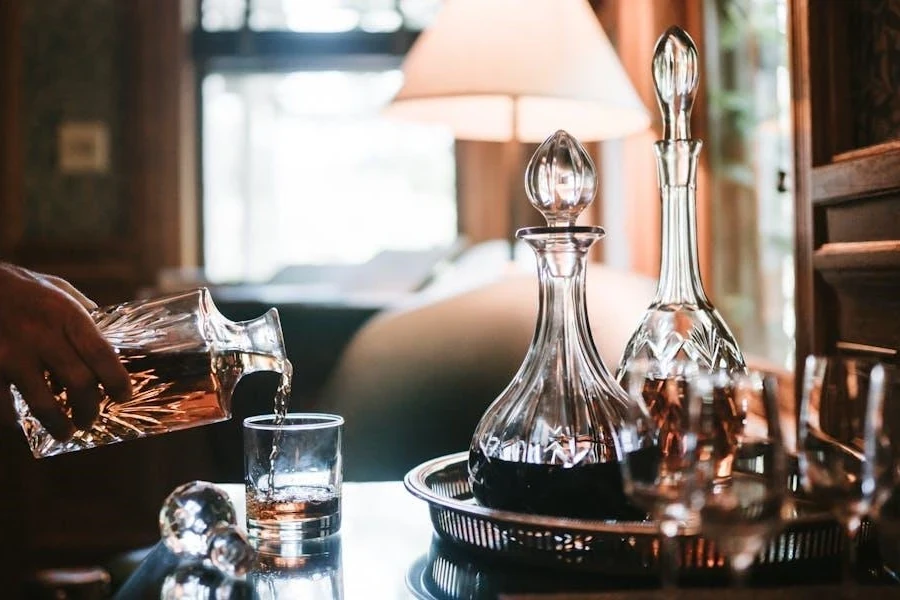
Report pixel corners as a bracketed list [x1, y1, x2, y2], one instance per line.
[468, 130, 655, 521]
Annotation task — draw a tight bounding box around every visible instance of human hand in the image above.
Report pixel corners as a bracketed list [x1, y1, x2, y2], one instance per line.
[0, 263, 132, 441]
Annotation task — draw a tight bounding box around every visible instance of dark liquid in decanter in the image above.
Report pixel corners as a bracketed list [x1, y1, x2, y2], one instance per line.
[641, 378, 743, 481]
[469, 445, 658, 521]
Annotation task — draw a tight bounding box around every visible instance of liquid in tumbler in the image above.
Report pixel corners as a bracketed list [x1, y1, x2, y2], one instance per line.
[246, 485, 341, 541]
[244, 413, 344, 547]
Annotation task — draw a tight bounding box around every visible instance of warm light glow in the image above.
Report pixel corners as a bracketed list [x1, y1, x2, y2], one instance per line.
[284, 4, 359, 33]
[384, 0, 651, 143]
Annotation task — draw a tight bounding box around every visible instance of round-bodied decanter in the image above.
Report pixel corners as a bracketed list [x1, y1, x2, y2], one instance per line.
[468, 130, 654, 521]
[617, 27, 745, 376]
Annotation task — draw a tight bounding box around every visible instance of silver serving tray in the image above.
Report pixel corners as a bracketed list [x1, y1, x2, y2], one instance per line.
[404, 452, 873, 578]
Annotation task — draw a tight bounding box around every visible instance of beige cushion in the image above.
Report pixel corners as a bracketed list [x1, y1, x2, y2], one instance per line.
[317, 264, 657, 481]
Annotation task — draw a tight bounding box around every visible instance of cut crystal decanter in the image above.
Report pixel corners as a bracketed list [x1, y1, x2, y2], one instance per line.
[468, 130, 654, 521]
[14, 288, 291, 458]
[617, 27, 746, 377]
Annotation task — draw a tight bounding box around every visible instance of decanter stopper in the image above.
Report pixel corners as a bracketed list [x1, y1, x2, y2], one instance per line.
[524, 130, 597, 228]
[652, 26, 699, 141]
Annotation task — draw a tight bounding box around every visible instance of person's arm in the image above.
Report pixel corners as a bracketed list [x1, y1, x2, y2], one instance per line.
[0, 262, 132, 440]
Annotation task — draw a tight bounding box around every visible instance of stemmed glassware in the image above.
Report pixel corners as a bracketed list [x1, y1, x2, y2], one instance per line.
[878, 483, 900, 582]
[619, 358, 703, 591]
[797, 354, 895, 588]
[687, 369, 789, 587]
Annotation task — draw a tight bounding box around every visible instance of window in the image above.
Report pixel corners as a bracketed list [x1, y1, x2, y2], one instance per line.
[704, 0, 794, 368]
[195, 0, 454, 283]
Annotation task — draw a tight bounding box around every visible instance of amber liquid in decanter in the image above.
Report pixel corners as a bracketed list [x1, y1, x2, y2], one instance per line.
[15, 288, 292, 458]
[468, 130, 658, 521]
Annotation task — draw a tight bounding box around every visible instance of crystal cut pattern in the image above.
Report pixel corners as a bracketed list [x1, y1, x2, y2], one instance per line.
[159, 480, 238, 557]
[622, 308, 743, 371]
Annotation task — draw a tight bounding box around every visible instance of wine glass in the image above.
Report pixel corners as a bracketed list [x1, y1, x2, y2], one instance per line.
[797, 354, 894, 588]
[618, 358, 703, 591]
[878, 483, 900, 583]
[687, 369, 789, 587]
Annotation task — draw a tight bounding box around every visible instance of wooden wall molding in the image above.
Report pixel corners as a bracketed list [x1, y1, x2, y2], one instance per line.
[127, 0, 194, 289]
[812, 147, 900, 205]
[0, 0, 23, 259]
[789, 0, 821, 388]
[0, 1, 192, 307]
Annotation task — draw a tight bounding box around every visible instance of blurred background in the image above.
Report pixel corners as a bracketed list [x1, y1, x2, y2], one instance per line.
[0, 0, 795, 367]
[0, 0, 805, 595]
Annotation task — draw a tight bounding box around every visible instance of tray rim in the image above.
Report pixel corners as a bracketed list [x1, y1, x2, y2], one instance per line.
[403, 451, 834, 537]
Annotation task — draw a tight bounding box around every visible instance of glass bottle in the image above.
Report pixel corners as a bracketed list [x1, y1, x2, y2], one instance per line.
[14, 288, 291, 458]
[616, 27, 746, 484]
[468, 130, 654, 521]
[617, 27, 745, 375]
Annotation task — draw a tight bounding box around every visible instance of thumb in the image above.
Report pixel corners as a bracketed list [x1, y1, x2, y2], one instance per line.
[39, 274, 99, 312]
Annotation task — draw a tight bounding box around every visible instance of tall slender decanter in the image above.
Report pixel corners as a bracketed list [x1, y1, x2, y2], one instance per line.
[468, 130, 655, 521]
[617, 27, 745, 376]
[616, 27, 745, 485]
[14, 288, 291, 458]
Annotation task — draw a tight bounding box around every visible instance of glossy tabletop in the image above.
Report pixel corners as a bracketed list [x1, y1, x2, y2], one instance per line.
[114, 481, 900, 600]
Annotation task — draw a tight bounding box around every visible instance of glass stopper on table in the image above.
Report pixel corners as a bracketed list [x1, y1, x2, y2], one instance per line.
[207, 523, 256, 578]
[159, 480, 238, 556]
[160, 562, 243, 600]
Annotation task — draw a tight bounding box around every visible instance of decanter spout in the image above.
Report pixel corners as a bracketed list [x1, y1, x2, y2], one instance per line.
[211, 306, 287, 372]
[207, 303, 291, 413]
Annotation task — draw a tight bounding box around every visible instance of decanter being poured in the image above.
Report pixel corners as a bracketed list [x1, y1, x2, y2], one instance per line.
[14, 288, 291, 458]
[616, 27, 746, 484]
[468, 130, 655, 521]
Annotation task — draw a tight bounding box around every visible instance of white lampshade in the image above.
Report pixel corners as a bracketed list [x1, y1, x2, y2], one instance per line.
[384, 0, 650, 143]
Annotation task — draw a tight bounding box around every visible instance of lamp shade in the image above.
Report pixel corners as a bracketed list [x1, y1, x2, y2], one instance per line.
[384, 0, 650, 143]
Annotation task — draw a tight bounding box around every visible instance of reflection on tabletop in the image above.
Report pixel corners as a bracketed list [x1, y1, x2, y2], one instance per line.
[115, 481, 434, 599]
[110, 480, 900, 599]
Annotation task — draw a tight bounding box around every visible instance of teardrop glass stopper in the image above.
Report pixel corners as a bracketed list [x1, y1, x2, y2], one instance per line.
[524, 130, 597, 228]
[652, 26, 699, 141]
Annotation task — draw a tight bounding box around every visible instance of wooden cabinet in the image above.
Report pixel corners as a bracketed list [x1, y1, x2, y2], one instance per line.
[0, 0, 194, 306]
[790, 0, 900, 385]
[0, 1, 201, 589]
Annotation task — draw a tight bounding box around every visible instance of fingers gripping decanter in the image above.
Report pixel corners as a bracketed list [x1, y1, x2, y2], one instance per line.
[468, 130, 656, 521]
[15, 288, 291, 458]
[616, 28, 746, 482]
